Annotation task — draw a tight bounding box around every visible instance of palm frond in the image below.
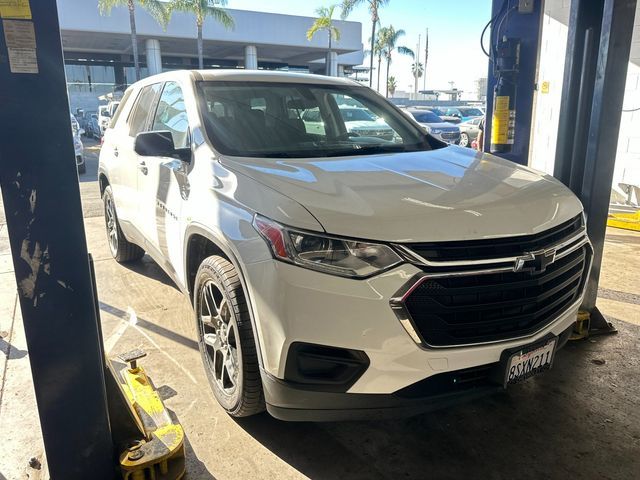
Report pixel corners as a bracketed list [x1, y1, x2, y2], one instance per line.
[397, 45, 415, 59]
[139, 0, 171, 28]
[98, 0, 127, 16]
[331, 26, 341, 41]
[308, 5, 340, 42]
[340, 0, 361, 19]
[204, 5, 235, 29]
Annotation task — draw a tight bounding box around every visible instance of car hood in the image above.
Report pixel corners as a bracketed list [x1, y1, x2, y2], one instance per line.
[220, 146, 583, 242]
[346, 121, 391, 130]
[419, 122, 459, 131]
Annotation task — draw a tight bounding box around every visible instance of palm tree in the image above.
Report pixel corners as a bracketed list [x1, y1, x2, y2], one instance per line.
[382, 25, 413, 97]
[307, 5, 341, 76]
[387, 76, 397, 96]
[411, 61, 423, 93]
[341, 0, 389, 88]
[411, 61, 424, 79]
[168, 0, 234, 70]
[98, 0, 169, 82]
[373, 26, 388, 92]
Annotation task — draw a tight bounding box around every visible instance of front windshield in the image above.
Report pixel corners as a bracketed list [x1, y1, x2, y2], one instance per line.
[459, 107, 483, 117]
[197, 81, 436, 158]
[410, 111, 442, 123]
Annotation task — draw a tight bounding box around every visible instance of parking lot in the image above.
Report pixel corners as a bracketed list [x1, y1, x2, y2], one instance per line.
[0, 142, 638, 479]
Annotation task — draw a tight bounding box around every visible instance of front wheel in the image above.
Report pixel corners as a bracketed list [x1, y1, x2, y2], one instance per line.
[194, 255, 264, 417]
[459, 132, 470, 147]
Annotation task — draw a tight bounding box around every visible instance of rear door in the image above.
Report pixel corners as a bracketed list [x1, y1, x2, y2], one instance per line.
[136, 81, 191, 276]
[110, 83, 162, 234]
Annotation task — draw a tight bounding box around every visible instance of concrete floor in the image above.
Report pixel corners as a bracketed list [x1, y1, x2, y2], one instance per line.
[1, 142, 639, 479]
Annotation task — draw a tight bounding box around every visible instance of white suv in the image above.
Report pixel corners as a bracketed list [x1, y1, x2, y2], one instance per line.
[99, 70, 591, 421]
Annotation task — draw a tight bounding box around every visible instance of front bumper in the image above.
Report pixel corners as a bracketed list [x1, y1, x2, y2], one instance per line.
[244, 257, 585, 410]
[262, 323, 574, 421]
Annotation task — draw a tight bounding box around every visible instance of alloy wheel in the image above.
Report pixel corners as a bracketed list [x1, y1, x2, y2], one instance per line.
[198, 279, 240, 397]
[105, 196, 118, 255]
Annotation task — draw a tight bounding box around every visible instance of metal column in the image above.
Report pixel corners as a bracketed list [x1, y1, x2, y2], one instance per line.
[553, 0, 637, 330]
[0, 1, 115, 478]
[483, 0, 544, 166]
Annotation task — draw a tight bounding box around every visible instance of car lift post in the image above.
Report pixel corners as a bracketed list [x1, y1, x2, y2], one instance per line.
[553, 0, 637, 333]
[0, 1, 116, 478]
[483, 0, 543, 166]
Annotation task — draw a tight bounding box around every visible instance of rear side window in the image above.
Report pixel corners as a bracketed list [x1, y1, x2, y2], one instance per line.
[128, 83, 162, 137]
[109, 90, 132, 128]
[151, 81, 190, 149]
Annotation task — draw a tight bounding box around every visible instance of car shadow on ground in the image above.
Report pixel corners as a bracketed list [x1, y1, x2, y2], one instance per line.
[122, 255, 179, 290]
[233, 326, 640, 480]
[99, 301, 198, 352]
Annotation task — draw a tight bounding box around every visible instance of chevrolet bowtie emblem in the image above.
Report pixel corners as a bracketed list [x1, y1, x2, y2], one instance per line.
[514, 248, 557, 274]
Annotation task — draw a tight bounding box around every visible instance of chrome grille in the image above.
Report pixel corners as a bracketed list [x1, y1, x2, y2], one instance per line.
[391, 215, 591, 347]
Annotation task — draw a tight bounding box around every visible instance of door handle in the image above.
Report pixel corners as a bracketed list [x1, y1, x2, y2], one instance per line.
[113, 147, 119, 157]
[138, 161, 148, 175]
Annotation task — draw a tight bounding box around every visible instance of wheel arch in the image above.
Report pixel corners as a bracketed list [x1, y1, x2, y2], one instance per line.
[184, 224, 265, 367]
[98, 172, 109, 196]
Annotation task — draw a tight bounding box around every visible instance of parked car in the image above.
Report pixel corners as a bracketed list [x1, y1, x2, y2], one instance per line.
[442, 106, 484, 122]
[406, 109, 461, 144]
[98, 101, 120, 135]
[99, 71, 591, 421]
[427, 107, 461, 124]
[70, 114, 85, 174]
[85, 113, 101, 139]
[458, 116, 484, 148]
[303, 106, 396, 141]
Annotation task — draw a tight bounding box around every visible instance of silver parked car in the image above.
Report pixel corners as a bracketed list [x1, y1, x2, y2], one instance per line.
[70, 114, 86, 174]
[458, 116, 484, 148]
[406, 109, 461, 144]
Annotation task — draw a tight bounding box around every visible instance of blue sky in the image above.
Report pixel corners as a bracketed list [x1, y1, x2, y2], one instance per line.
[230, 0, 492, 97]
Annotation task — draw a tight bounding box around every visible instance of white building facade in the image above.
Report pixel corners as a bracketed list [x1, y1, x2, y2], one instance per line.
[530, 0, 640, 192]
[57, 0, 363, 111]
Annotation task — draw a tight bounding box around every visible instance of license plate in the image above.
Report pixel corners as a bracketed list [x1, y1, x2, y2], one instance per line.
[503, 337, 557, 387]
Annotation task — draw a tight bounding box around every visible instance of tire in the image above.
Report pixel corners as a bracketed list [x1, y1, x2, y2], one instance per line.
[459, 132, 470, 147]
[102, 185, 145, 263]
[78, 162, 86, 174]
[194, 255, 265, 417]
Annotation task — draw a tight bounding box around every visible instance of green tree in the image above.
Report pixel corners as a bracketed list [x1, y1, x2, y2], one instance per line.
[98, 0, 170, 82]
[169, 0, 234, 70]
[387, 75, 397, 96]
[341, 0, 389, 88]
[382, 25, 413, 97]
[307, 5, 341, 76]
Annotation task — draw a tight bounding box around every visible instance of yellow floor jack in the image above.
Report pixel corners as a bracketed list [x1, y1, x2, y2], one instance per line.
[106, 349, 186, 480]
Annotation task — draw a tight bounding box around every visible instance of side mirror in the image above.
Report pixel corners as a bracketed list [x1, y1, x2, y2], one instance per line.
[134, 131, 191, 162]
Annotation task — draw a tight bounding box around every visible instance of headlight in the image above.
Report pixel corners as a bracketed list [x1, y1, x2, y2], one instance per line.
[253, 215, 402, 278]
